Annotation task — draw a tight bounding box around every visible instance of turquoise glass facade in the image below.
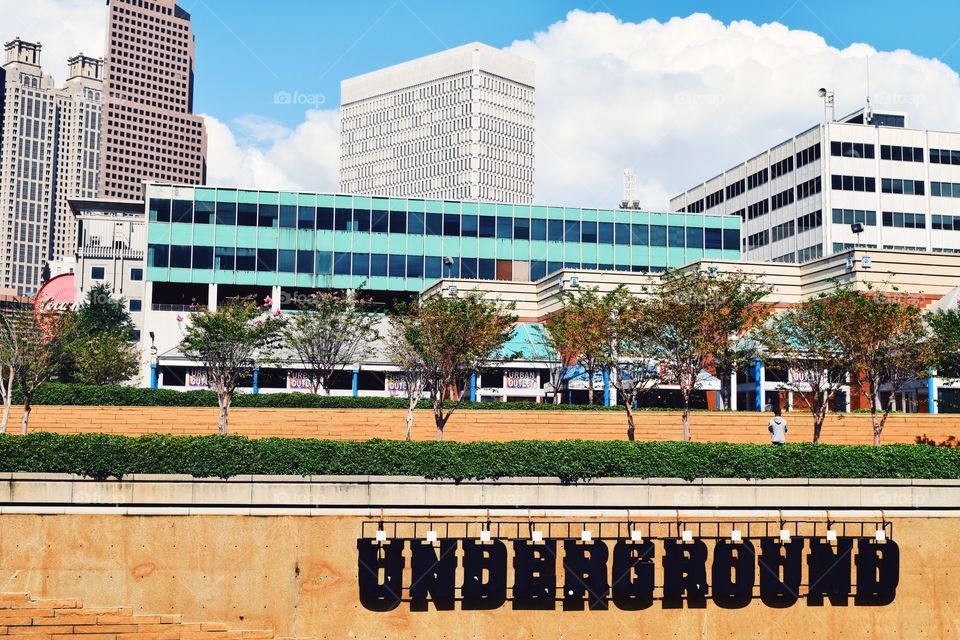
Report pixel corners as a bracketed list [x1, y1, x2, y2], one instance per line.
[145, 185, 742, 290]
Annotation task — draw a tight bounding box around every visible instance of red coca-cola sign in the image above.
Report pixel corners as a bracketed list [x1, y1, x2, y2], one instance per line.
[33, 273, 78, 314]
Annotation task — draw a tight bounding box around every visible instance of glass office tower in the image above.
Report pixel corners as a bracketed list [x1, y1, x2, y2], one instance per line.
[145, 185, 741, 296]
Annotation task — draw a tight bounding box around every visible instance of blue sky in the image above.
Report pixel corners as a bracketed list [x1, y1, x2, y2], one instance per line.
[7, 0, 960, 205]
[187, 0, 960, 128]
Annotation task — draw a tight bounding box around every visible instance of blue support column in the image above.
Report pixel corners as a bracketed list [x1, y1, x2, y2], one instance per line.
[714, 390, 721, 410]
[753, 357, 763, 412]
[928, 370, 938, 414]
[352, 369, 359, 397]
[150, 363, 158, 389]
[252, 367, 260, 395]
[603, 370, 610, 406]
[567, 389, 573, 405]
[470, 372, 477, 403]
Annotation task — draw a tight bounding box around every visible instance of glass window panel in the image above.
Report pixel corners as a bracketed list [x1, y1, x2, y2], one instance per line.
[461, 214, 478, 237]
[316, 207, 333, 230]
[354, 209, 370, 232]
[215, 246, 234, 270]
[705, 228, 722, 249]
[514, 218, 530, 240]
[237, 203, 257, 226]
[351, 253, 369, 277]
[548, 220, 563, 242]
[389, 254, 405, 277]
[315, 251, 332, 275]
[171, 200, 192, 224]
[547, 261, 562, 276]
[478, 258, 495, 280]
[686, 227, 703, 248]
[425, 256, 443, 279]
[278, 249, 296, 272]
[297, 206, 314, 230]
[257, 248, 277, 271]
[668, 226, 685, 247]
[723, 229, 739, 251]
[194, 200, 213, 224]
[236, 248, 256, 271]
[149, 198, 171, 222]
[217, 202, 237, 225]
[443, 214, 460, 236]
[631, 223, 648, 246]
[531, 219, 546, 241]
[478, 215, 496, 238]
[258, 203, 278, 228]
[334, 252, 351, 275]
[564, 221, 580, 243]
[296, 250, 313, 274]
[407, 255, 424, 278]
[408, 212, 425, 234]
[615, 223, 631, 245]
[497, 217, 513, 240]
[370, 253, 388, 276]
[371, 210, 389, 233]
[389, 211, 406, 234]
[192, 246, 213, 269]
[598, 222, 614, 244]
[426, 213, 442, 235]
[334, 208, 351, 231]
[170, 245, 191, 268]
[149, 244, 169, 267]
[279, 204, 297, 228]
[581, 221, 597, 243]
[530, 260, 546, 280]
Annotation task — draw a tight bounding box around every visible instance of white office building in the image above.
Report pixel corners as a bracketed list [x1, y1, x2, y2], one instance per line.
[340, 42, 535, 203]
[669, 106, 960, 262]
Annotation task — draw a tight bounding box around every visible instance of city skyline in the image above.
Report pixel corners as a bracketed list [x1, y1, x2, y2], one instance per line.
[4, 1, 960, 210]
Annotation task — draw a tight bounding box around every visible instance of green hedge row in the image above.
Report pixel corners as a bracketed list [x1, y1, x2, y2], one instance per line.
[1, 433, 957, 481]
[23, 383, 626, 411]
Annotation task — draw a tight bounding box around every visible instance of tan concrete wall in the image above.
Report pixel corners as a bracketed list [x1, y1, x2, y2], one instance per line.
[8, 406, 960, 444]
[0, 514, 955, 640]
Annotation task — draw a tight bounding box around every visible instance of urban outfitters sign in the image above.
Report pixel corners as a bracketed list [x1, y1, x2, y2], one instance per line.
[356, 533, 899, 611]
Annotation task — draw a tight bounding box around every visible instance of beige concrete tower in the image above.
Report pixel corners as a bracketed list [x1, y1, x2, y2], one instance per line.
[0, 39, 58, 296]
[52, 54, 103, 261]
[99, 0, 207, 200]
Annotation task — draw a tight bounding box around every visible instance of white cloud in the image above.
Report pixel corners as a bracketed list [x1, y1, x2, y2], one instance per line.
[0, 0, 105, 82]
[506, 10, 960, 208]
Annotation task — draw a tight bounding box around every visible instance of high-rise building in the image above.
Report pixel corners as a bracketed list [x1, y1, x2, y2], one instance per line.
[340, 42, 535, 203]
[99, 0, 206, 200]
[670, 105, 960, 262]
[51, 55, 103, 261]
[0, 39, 58, 296]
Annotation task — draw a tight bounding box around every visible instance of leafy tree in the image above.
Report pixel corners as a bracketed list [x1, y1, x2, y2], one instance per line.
[603, 286, 660, 441]
[282, 290, 378, 394]
[823, 286, 935, 445]
[546, 287, 610, 405]
[390, 292, 517, 440]
[61, 283, 138, 384]
[0, 308, 71, 433]
[757, 297, 848, 444]
[383, 321, 432, 441]
[928, 308, 960, 382]
[532, 324, 568, 404]
[69, 330, 140, 385]
[178, 296, 284, 435]
[646, 269, 771, 441]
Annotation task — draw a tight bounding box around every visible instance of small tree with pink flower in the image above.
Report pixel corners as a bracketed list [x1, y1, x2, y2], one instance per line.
[177, 296, 284, 434]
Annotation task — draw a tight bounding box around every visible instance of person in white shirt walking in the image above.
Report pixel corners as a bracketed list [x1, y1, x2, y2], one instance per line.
[768, 407, 788, 445]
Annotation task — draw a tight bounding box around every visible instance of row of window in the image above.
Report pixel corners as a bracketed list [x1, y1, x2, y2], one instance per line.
[91, 266, 143, 281]
[747, 199, 769, 220]
[747, 230, 769, 250]
[930, 148, 960, 165]
[932, 182, 960, 198]
[797, 210, 823, 234]
[725, 179, 745, 200]
[771, 220, 794, 243]
[831, 141, 875, 159]
[832, 208, 877, 226]
[881, 211, 925, 229]
[795, 142, 821, 168]
[150, 199, 734, 245]
[747, 167, 768, 190]
[880, 145, 923, 162]
[147, 247, 704, 280]
[881, 178, 925, 195]
[831, 174, 876, 193]
[797, 244, 823, 262]
[932, 215, 960, 231]
[705, 189, 724, 209]
[770, 188, 794, 211]
[770, 156, 794, 179]
[796, 176, 822, 200]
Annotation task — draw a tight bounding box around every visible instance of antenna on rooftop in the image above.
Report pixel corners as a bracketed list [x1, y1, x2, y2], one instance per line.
[621, 168, 640, 210]
[864, 57, 873, 125]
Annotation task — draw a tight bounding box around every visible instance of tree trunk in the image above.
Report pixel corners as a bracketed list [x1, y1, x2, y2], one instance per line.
[0, 367, 12, 434]
[217, 391, 231, 435]
[586, 368, 594, 406]
[716, 366, 730, 411]
[625, 402, 636, 442]
[405, 396, 417, 442]
[20, 394, 31, 435]
[433, 397, 445, 441]
[682, 402, 691, 442]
